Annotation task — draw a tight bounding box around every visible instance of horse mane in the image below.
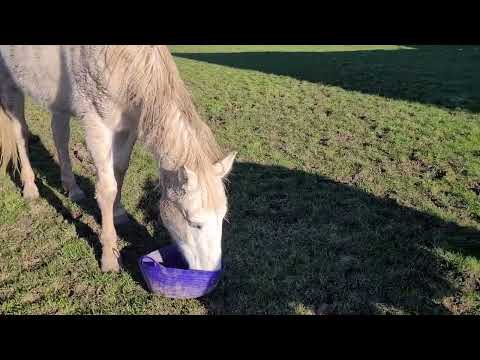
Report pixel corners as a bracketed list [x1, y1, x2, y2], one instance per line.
[103, 45, 226, 209]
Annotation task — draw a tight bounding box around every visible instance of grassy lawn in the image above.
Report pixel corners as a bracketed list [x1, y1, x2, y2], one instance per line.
[1, 45, 480, 314]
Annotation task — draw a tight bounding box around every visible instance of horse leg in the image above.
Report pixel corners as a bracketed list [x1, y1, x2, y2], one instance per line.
[83, 114, 120, 272]
[51, 111, 85, 201]
[1, 90, 39, 199]
[112, 128, 137, 225]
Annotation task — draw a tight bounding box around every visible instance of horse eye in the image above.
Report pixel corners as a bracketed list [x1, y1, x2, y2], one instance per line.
[192, 223, 203, 230]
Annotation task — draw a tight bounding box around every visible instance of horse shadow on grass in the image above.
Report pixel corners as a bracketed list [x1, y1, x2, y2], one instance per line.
[16, 134, 480, 314]
[174, 46, 480, 113]
[11, 133, 163, 290]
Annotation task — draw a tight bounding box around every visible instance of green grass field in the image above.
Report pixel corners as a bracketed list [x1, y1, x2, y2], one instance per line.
[1, 45, 480, 314]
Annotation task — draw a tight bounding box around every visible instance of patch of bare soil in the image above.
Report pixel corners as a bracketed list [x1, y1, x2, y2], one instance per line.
[72, 143, 96, 175]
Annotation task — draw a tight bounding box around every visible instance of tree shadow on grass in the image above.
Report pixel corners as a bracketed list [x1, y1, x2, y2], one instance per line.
[174, 46, 480, 113]
[139, 161, 480, 315]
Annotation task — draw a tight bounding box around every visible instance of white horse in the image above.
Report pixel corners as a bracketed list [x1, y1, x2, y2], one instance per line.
[0, 45, 236, 272]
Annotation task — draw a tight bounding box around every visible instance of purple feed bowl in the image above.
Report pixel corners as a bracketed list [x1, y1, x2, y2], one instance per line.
[138, 245, 223, 299]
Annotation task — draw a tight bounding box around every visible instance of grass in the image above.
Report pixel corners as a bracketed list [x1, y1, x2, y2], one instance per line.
[1, 45, 480, 314]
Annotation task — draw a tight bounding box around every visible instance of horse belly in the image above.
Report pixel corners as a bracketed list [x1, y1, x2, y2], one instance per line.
[0, 45, 75, 114]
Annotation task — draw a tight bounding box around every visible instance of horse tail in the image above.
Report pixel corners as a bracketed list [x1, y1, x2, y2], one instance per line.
[0, 104, 19, 174]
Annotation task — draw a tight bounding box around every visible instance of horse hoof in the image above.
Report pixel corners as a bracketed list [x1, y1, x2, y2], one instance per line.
[23, 185, 40, 200]
[69, 189, 86, 202]
[101, 257, 121, 273]
[114, 213, 130, 226]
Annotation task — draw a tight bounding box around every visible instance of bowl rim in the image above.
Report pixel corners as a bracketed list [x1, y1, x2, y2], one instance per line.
[139, 252, 224, 276]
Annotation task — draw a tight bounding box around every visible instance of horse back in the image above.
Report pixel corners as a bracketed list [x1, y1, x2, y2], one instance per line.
[0, 45, 108, 116]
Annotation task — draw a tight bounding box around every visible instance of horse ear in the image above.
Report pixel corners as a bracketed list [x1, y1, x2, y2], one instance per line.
[178, 166, 198, 191]
[214, 152, 237, 178]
